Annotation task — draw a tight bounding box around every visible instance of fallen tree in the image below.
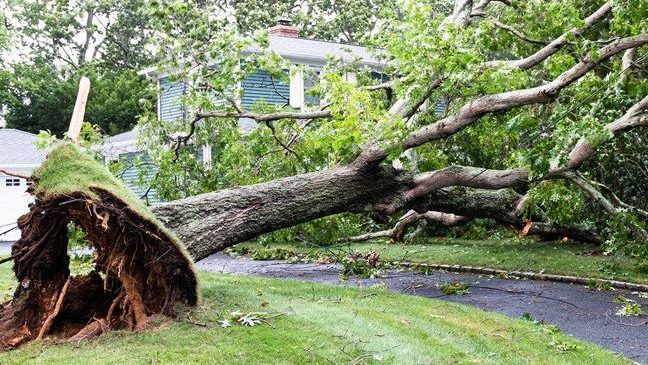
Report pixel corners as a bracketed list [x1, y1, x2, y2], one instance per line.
[144, 0, 646, 259]
[2, 0, 647, 351]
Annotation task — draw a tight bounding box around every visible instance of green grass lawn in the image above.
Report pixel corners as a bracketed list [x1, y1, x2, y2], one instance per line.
[0, 258, 632, 364]
[233, 237, 648, 284]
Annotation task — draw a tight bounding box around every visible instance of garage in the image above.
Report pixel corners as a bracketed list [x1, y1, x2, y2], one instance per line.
[0, 129, 47, 242]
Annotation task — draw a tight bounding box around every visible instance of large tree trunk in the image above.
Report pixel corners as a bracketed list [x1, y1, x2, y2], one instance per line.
[153, 163, 412, 261]
[154, 175, 601, 262]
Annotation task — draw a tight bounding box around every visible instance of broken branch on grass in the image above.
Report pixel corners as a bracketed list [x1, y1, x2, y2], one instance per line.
[339, 210, 468, 243]
[0, 170, 31, 181]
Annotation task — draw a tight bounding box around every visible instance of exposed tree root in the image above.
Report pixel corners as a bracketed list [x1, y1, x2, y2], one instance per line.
[37, 277, 72, 340]
[69, 319, 110, 342]
[0, 187, 198, 351]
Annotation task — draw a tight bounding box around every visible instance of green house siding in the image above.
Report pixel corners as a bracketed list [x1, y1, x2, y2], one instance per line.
[118, 152, 159, 204]
[241, 70, 290, 109]
[158, 70, 289, 121]
[159, 77, 187, 122]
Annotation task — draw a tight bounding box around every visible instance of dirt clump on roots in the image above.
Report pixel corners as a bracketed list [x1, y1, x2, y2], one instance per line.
[0, 144, 198, 350]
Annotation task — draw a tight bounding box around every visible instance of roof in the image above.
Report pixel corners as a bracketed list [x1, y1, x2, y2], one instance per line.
[249, 35, 383, 67]
[106, 129, 139, 144]
[0, 129, 47, 166]
[140, 35, 384, 77]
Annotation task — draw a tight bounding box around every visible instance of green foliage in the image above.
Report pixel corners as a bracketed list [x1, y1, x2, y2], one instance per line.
[439, 281, 470, 295]
[0, 11, 9, 51]
[447, 219, 509, 241]
[527, 181, 590, 225]
[604, 211, 648, 261]
[66, 223, 95, 276]
[520, 312, 537, 322]
[260, 214, 380, 247]
[614, 296, 644, 317]
[548, 338, 582, 353]
[585, 279, 612, 292]
[249, 247, 297, 261]
[230, 0, 397, 44]
[1, 283, 13, 303]
[67, 223, 92, 251]
[3, 66, 153, 137]
[342, 251, 381, 278]
[218, 310, 274, 328]
[8, 0, 153, 69]
[1, 1, 154, 137]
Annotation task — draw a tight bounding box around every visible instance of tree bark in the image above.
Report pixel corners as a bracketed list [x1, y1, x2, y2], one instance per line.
[152, 163, 412, 261]
[153, 167, 602, 262]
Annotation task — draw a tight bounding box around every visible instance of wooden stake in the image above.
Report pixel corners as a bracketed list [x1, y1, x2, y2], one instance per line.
[67, 77, 91, 145]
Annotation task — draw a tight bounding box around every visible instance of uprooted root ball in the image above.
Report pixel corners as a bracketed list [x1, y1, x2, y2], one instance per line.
[0, 188, 198, 350]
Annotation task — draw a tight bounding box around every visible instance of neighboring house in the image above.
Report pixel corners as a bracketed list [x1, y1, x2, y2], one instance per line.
[105, 22, 385, 202]
[0, 129, 47, 241]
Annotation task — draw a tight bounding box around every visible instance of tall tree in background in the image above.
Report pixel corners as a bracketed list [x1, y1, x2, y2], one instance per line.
[0, 0, 154, 136]
[0, 0, 402, 136]
[229, 0, 399, 43]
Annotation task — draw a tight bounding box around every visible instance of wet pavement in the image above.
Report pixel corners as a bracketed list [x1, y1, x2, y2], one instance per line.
[197, 253, 648, 363]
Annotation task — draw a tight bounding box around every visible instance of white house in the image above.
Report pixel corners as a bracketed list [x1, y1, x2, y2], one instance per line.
[0, 129, 47, 241]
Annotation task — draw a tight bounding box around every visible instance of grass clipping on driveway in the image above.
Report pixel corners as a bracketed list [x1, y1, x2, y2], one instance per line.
[0, 143, 197, 350]
[0, 266, 633, 365]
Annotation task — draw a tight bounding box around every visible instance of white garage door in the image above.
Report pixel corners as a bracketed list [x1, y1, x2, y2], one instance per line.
[0, 177, 34, 241]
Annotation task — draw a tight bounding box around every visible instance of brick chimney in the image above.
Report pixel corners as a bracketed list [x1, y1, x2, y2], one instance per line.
[269, 18, 300, 38]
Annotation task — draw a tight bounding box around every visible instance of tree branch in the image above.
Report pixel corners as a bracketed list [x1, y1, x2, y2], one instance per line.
[338, 210, 468, 243]
[483, 2, 612, 70]
[0, 169, 32, 180]
[408, 166, 528, 201]
[492, 20, 549, 46]
[558, 171, 648, 240]
[197, 109, 332, 122]
[406, 187, 601, 243]
[403, 33, 648, 150]
[566, 95, 648, 170]
[362, 80, 394, 91]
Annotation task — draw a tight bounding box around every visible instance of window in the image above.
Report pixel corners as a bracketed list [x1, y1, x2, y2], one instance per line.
[26, 180, 33, 186]
[289, 65, 322, 109]
[5, 178, 20, 187]
[304, 68, 321, 107]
